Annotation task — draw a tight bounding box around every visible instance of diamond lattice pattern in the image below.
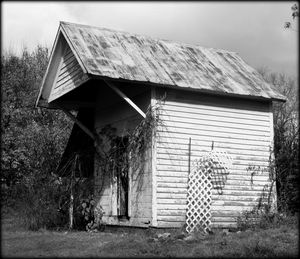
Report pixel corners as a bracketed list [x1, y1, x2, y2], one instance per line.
[186, 151, 233, 234]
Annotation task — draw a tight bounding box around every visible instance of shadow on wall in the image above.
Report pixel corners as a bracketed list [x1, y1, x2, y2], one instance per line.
[210, 161, 230, 195]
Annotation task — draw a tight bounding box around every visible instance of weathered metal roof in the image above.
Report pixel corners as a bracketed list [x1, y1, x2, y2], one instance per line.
[60, 21, 286, 101]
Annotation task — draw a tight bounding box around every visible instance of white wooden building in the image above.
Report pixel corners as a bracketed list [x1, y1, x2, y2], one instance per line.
[36, 21, 286, 229]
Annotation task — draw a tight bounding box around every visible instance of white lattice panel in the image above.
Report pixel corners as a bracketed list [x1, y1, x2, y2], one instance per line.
[186, 158, 213, 234]
[186, 150, 233, 234]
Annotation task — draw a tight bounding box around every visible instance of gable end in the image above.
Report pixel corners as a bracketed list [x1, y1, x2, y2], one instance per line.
[48, 42, 89, 102]
[36, 28, 90, 107]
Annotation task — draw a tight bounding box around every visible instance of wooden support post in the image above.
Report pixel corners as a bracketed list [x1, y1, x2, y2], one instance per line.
[69, 154, 77, 230]
[104, 79, 146, 119]
[269, 102, 277, 213]
[188, 137, 192, 176]
[69, 189, 74, 230]
[128, 154, 132, 218]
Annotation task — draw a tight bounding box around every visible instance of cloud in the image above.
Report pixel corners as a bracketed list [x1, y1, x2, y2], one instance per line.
[1, 1, 298, 77]
[2, 2, 77, 53]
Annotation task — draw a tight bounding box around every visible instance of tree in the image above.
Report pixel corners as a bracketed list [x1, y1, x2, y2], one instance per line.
[258, 68, 299, 213]
[284, 3, 299, 31]
[1, 46, 72, 207]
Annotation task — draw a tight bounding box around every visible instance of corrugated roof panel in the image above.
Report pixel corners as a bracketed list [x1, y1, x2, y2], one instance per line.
[60, 21, 286, 101]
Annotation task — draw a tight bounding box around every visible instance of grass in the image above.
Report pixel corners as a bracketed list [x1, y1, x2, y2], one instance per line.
[1, 212, 299, 258]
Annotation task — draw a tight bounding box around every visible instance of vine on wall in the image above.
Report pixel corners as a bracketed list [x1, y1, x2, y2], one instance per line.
[50, 98, 165, 231]
[93, 99, 165, 213]
[237, 150, 279, 229]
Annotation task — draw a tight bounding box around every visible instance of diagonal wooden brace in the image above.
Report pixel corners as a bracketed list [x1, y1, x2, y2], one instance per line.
[104, 79, 146, 119]
[61, 108, 96, 140]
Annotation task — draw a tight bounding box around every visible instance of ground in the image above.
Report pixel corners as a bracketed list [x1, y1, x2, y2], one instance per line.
[1, 213, 298, 258]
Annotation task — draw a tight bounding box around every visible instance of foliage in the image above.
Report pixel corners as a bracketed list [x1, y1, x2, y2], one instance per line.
[13, 172, 69, 231]
[239, 162, 277, 230]
[240, 69, 299, 227]
[80, 196, 105, 232]
[240, 162, 286, 231]
[1, 46, 72, 187]
[258, 69, 299, 213]
[48, 153, 100, 231]
[58, 152, 103, 231]
[284, 3, 299, 31]
[1, 45, 164, 230]
[94, 101, 164, 196]
[247, 152, 277, 212]
[1, 46, 73, 229]
[237, 208, 276, 231]
[236, 207, 298, 231]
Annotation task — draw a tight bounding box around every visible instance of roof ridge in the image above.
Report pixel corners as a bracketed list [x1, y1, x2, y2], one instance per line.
[59, 21, 237, 55]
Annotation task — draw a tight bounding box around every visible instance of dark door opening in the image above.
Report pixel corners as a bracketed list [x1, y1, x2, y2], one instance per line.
[112, 136, 129, 219]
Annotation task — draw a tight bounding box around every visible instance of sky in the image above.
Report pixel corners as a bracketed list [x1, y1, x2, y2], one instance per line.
[1, 1, 298, 78]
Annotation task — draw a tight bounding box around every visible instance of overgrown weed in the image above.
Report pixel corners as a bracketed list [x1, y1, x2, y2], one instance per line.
[237, 207, 298, 231]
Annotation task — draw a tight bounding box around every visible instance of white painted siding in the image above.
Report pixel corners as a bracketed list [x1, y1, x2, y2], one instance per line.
[155, 89, 274, 228]
[49, 44, 88, 102]
[94, 89, 152, 227]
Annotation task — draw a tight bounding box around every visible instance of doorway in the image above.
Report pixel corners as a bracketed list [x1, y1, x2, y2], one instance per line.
[111, 136, 129, 218]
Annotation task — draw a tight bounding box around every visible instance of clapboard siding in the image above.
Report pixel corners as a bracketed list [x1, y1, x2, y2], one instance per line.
[158, 126, 270, 142]
[157, 132, 270, 146]
[157, 145, 270, 157]
[94, 162, 112, 215]
[155, 89, 273, 228]
[156, 177, 271, 186]
[157, 153, 270, 162]
[159, 109, 270, 125]
[160, 117, 270, 134]
[157, 161, 270, 169]
[49, 44, 88, 102]
[157, 140, 270, 152]
[157, 167, 269, 174]
[156, 185, 269, 193]
[164, 98, 270, 113]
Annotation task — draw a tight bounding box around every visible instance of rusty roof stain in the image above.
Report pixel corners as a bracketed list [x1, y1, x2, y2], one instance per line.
[60, 21, 286, 101]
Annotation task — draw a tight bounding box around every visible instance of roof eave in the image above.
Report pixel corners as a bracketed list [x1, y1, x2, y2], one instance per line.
[89, 74, 286, 102]
[35, 24, 63, 108]
[60, 22, 89, 74]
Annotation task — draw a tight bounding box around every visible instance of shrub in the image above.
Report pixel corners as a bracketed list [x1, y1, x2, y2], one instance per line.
[79, 196, 105, 232]
[236, 206, 298, 231]
[1, 46, 73, 230]
[11, 169, 101, 231]
[258, 70, 299, 213]
[14, 173, 69, 230]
